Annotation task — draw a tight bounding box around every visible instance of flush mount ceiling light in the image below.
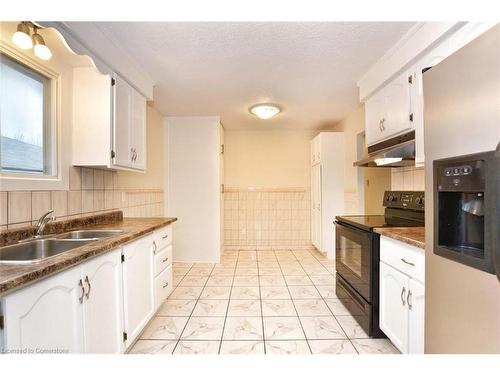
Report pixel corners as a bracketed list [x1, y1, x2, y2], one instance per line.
[249, 103, 281, 120]
[12, 22, 33, 50]
[32, 26, 52, 60]
[11, 22, 52, 60]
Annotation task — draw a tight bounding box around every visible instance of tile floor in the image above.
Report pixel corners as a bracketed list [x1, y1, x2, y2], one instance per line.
[128, 249, 399, 355]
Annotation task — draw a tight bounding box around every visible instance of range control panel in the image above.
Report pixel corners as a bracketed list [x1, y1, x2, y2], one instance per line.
[383, 191, 425, 211]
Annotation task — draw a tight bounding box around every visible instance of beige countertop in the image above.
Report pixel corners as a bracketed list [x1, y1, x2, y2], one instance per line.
[374, 226, 425, 249]
[0, 216, 177, 295]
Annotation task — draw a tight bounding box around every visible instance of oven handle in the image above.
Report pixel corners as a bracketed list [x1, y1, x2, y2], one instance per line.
[337, 276, 367, 312]
[335, 221, 373, 242]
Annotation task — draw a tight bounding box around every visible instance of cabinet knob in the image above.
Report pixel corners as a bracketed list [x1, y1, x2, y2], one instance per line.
[407, 290, 413, 310]
[162, 282, 169, 289]
[401, 286, 406, 306]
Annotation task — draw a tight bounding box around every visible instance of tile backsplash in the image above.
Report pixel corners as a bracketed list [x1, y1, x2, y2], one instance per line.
[224, 187, 312, 250]
[391, 166, 425, 191]
[0, 166, 164, 231]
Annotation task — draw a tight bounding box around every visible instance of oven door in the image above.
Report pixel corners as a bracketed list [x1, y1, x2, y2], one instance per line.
[335, 221, 374, 302]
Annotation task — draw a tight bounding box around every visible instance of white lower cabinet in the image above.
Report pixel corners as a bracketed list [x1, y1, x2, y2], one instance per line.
[2, 249, 122, 353]
[82, 250, 124, 354]
[379, 236, 425, 354]
[154, 266, 173, 309]
[1, 223, 174, 353]
[2, 265, 85, 353]
[379, 262, 410, 353]
[122, 234, 155, 348]
[408, 278, 425, 354]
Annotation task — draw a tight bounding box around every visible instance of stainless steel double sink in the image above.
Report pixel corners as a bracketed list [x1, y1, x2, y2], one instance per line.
[0, 230, 123, 264]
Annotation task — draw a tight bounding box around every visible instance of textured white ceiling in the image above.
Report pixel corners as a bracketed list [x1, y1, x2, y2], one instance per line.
[96, 22, 414, 129]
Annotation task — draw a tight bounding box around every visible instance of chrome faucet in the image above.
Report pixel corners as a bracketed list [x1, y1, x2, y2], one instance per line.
[34, 210, 55, 237]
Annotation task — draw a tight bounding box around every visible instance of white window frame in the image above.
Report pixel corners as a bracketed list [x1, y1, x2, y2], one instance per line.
[0, 41, 63, 191]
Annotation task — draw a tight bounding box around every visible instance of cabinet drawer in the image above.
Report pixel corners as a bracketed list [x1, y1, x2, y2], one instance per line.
[154, 245, 172, 277]
[154, 225, 172, 251]
[380, 236, 425, 283]
[154, 266, 173, 309]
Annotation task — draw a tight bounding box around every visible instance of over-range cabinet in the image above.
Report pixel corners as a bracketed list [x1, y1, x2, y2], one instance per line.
[424, 25, 500, 353]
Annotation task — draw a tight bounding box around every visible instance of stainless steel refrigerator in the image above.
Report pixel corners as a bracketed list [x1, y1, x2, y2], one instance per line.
[424, 24, 500, 353]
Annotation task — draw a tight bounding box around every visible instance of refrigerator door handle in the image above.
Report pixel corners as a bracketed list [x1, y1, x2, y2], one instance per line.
[495, 142, 500, 281]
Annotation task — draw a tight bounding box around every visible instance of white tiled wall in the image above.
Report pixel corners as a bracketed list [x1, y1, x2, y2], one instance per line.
[391, 166, 425, 191]
[224, 188, 312, 250]
[0, 166, 164, 231]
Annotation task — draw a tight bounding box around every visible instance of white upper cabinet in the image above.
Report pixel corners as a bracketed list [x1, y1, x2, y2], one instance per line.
[73, 67, 146, 172]
[360, 22, 496, 163]
[365, 70, 413, 146]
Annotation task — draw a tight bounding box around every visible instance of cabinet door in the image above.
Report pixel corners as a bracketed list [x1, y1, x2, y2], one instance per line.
[379, 262, 409, 353]
[408, 278, 425, 354]
[365, 89, 387, 146]
[112, 75, 133, 168]
[82, 249, 124, 354]
[130, 90, 147, 170]
[3, 266, 84, 353]
[122, 235, 154, 347]
[384, 71, 412, 137]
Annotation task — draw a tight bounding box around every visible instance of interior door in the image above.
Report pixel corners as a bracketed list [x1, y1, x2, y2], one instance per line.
[82, 249, 124, 354]
[112, 75, 132, 168]
[131, 90, 147, 170]
[311, 163, 321, 249]
[122, 235, 154, 347]
[379, 262, 409, 353]
[219, 123, 225, 253]
[408, 278, 425, 354]
[3, 266, 84, 353]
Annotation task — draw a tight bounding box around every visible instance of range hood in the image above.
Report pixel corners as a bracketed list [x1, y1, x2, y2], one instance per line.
[354, 131, 415, 168]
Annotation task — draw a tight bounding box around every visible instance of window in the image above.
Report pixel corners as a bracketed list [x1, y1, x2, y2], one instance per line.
[1, 53, 52, 175]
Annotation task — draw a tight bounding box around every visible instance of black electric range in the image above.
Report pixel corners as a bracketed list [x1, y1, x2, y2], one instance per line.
[334, 191, 425, 338]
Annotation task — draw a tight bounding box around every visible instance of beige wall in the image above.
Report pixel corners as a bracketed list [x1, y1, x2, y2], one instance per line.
[116, 104, 165, 190]
[223, 129, 315, 249]
[224, 129, 316, 188]
[330, 104, 391, 214]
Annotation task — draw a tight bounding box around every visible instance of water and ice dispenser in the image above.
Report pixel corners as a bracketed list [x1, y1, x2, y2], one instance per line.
[434, 151, 495, 273]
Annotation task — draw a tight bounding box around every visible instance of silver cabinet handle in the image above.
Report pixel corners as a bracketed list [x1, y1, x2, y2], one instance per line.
[162, 234, 169, 240]
[84, 275, 91, 300]
[78, 279, 85, 304]
[401, 286, 406, 306]
[153, 240, 157, 254]
[407, 289, 413, 310]
[401, 258, 415, 267]
[162, 282, 169, 289]
[162, 257, 169, 263]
